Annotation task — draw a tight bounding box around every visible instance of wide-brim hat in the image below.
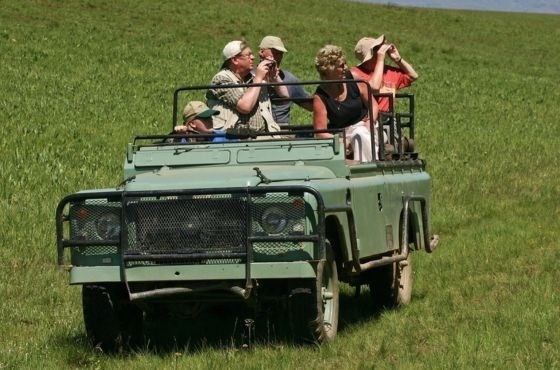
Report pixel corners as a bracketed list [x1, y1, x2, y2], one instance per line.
[259, 35, 287, 53]
[182, 101, 219, 123]
[354, 35, 385, 65]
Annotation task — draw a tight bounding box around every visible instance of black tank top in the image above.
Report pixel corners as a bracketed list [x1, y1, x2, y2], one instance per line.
[315, 72, 367, 128]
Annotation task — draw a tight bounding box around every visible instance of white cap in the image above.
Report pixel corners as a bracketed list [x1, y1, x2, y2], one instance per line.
[222, 40, 244, 61]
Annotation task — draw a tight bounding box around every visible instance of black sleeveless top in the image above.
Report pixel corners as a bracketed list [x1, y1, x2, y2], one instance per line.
[315, 72, 367, 128]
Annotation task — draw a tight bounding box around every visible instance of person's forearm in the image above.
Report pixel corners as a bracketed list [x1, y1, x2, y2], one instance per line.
[395, 58, 418, 80]
[272, 75, 289, 98]
[237, 85, 262, 114]
[369, 58, 385, 91]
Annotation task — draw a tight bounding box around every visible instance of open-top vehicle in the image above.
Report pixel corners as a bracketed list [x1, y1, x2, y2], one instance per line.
[56, 80, 439, 352]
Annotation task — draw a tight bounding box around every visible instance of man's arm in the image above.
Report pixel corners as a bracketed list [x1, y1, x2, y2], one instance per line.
[285, 72, 313, 111]
[388, 44, 418, 81]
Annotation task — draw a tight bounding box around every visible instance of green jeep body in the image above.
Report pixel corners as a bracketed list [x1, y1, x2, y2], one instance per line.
[56, 82, 439, 351]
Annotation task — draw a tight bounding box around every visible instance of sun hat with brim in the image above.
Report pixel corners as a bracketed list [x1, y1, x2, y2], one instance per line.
[354, 35, 385, 65]
[182, 101, 219, 123]
[259, 36, 287, 53]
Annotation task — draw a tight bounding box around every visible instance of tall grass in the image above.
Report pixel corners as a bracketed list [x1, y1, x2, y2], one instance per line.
[1, 0, 559, 368]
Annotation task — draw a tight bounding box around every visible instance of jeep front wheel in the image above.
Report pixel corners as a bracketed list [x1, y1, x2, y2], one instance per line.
[82, 284, 144, 353]
[289, 241, 339, 343]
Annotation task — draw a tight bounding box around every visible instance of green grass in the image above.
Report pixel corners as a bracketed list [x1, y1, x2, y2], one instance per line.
[1, 0, 559, 368]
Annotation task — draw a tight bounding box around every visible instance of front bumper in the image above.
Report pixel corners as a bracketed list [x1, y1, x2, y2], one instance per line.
[69, 261, 317, 284]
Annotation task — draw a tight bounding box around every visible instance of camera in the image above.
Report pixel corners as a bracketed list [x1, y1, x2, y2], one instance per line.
[264, 59, 276, 68]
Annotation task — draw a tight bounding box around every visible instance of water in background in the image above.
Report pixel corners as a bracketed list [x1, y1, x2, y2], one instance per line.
[352, 0, 560, 14]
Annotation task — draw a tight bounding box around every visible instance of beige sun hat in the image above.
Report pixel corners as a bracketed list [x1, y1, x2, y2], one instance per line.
[182, 101, 219, 123]
[259, 35, 287, 52]
[354, 35, 385, 65]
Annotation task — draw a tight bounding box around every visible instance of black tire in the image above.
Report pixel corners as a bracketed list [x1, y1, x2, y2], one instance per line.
[288, 241, 339, 343]
[82, 284, 144, 353]
[368, 252, 413, 309]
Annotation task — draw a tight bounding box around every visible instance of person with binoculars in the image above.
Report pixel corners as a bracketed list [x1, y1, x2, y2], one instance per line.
[351, 35, 418, 113]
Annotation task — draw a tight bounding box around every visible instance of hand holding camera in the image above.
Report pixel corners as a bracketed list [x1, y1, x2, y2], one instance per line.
[255, 58, 278, 82]
[264, 58, 278, 81]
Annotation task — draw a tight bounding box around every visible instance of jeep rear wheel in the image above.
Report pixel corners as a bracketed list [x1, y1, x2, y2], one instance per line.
[395, 253, 413, 305]
[368, 252, 412, 308]
[289, 241, 339, 343]
[82, 284, 144, 353]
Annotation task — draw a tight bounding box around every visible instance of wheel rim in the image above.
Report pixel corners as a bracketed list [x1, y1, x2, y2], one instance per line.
[289, 242, 339, 343]
[396, 253, 413, 306]
[319, 245, 339, 339]
[322, 280, 335, 332]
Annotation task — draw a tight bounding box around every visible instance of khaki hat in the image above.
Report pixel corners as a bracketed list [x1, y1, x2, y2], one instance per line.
[354, 35, 385, 65]
[222, 40, 245, 61]
[182, 101, 219, 123]
[259, 35, 287, 53]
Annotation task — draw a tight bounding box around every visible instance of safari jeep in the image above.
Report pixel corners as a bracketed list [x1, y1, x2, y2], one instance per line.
[56, 81, 439, 352]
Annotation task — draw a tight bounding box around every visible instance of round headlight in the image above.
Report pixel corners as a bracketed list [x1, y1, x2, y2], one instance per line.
[95, 213, 121, 240]
[260, 206, 288, 235]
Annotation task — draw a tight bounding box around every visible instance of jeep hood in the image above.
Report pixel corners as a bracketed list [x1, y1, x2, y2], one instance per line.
[124, 164, 336, 191]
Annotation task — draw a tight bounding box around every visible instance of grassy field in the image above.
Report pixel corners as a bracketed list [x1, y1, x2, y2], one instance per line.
[1, 0, 559, 368]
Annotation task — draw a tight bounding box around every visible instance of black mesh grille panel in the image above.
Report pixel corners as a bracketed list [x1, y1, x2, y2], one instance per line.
[73, 246, 118, 255]
[122, 192, 310, 262]
[124, 195, 248, 259]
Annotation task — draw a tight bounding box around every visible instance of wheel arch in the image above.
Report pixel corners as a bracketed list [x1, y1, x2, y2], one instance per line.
[324, 215, 349, 274]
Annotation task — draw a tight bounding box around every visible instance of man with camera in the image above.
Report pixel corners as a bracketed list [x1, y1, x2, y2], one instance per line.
[206, 40, 288, 133]
[258, 36, 312, 124]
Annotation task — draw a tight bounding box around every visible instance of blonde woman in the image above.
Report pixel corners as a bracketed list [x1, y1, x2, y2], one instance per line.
[312, 45, 379, 162]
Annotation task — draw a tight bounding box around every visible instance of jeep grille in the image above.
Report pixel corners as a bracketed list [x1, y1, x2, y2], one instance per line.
[124, 195, 247, 260]
[123, 193, 310, 264]
[56, 189, 322, 267]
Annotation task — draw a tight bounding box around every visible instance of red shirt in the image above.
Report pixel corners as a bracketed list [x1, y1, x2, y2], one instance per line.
[350, 65, 413, 112]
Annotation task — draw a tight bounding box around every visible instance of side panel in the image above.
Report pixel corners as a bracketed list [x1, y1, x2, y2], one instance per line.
[348, 165, 431, 259]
